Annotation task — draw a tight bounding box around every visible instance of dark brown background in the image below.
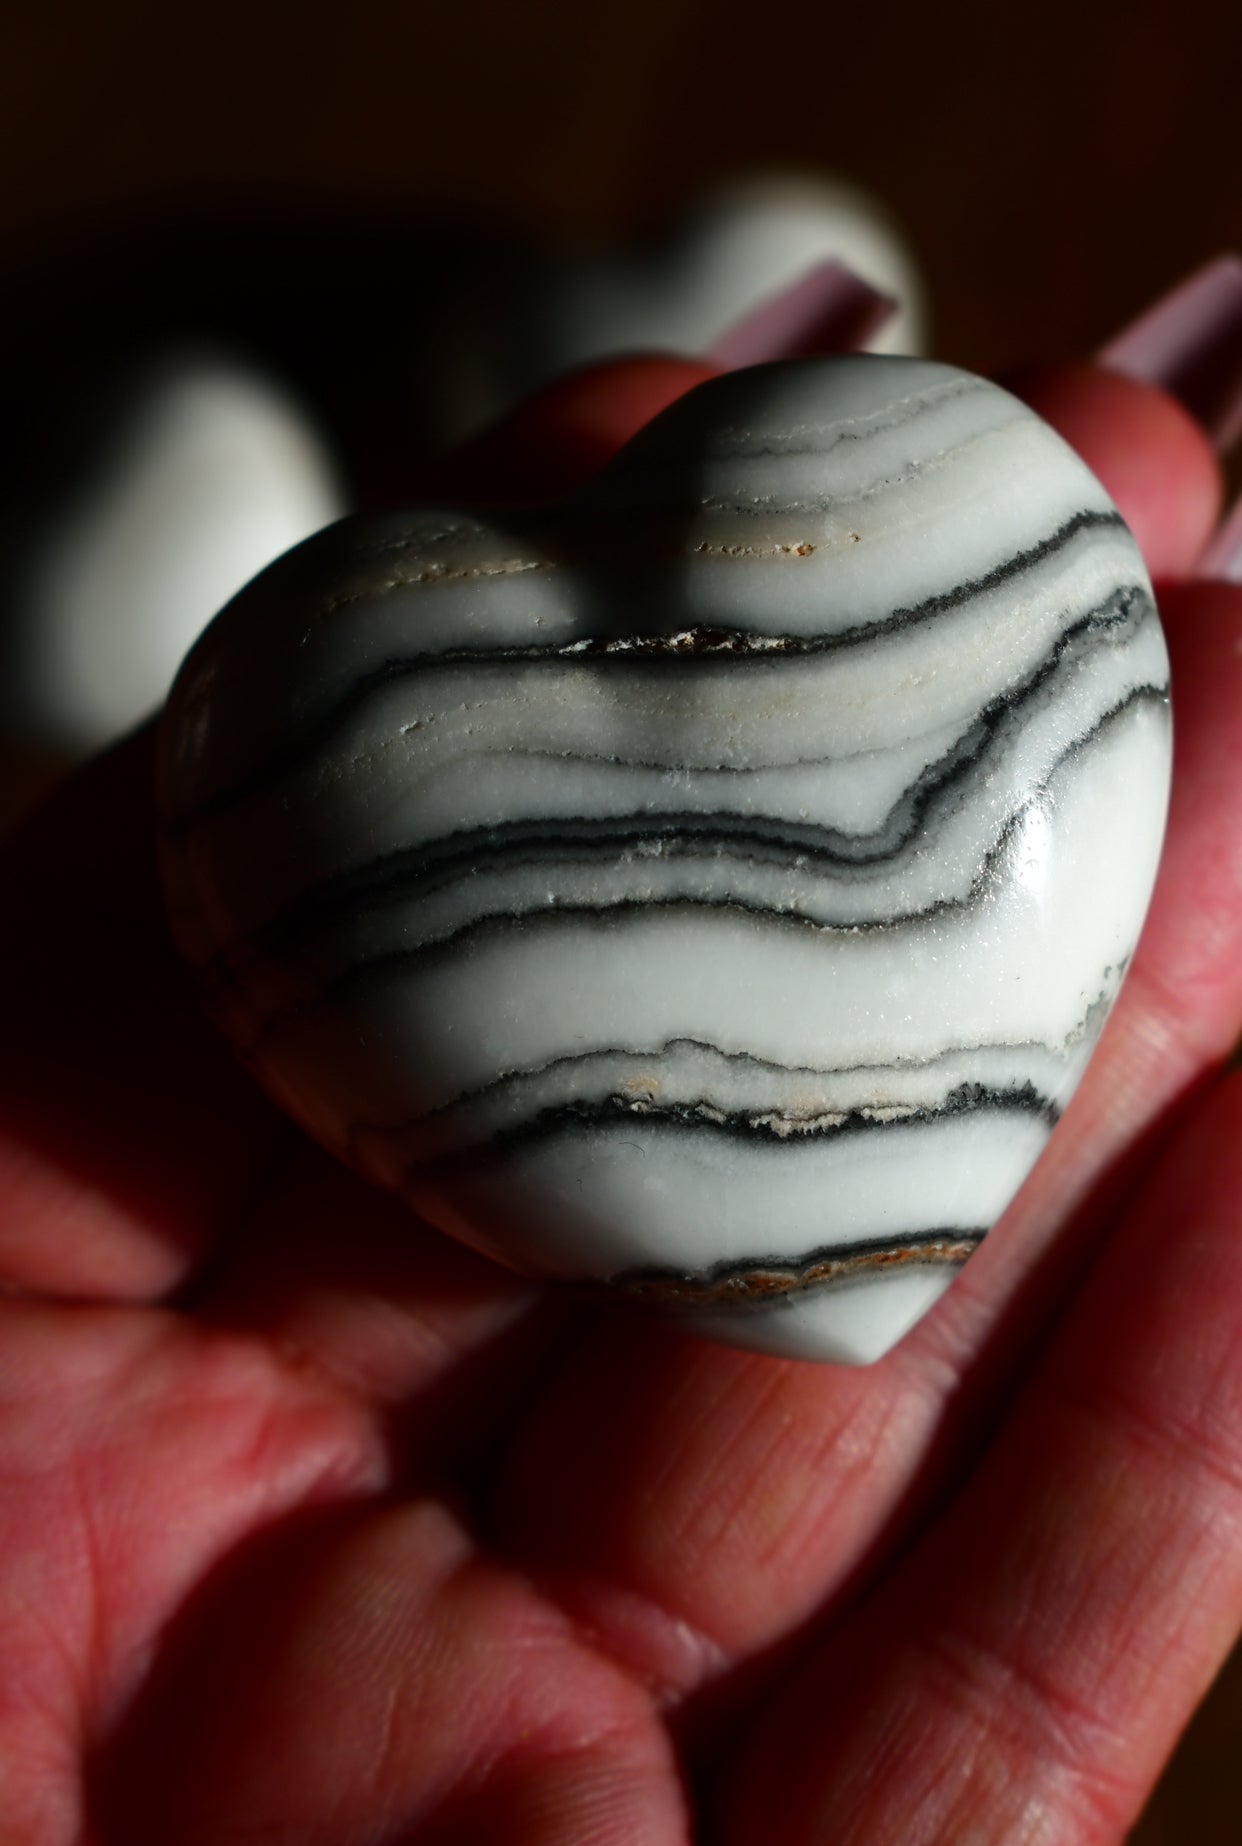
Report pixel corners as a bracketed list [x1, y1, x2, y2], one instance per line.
[4, 0, 1241, 375]
[3, 0, 1241, 1834]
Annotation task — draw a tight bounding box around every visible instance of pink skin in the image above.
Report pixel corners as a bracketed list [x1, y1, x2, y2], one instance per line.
[2, 350, 1242, 1845]
[1002, 362, 1223, 582]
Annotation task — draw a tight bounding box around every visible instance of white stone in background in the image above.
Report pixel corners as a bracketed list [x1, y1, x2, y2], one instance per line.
[158, 357, 1170, 1366]
[507, 174, 925, 397]
[16, 357, 345, 753]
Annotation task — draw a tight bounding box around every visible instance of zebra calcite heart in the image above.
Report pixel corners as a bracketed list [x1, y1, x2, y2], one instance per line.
[158, 356, 1171, 1364]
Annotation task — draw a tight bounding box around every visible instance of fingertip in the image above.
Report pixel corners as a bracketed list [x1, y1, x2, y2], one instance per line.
[518, 354, 721, 452]
[425, 356, 720, 503]
[1003, 362, 1223, 584]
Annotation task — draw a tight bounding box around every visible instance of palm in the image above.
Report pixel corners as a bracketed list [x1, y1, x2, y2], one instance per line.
[4, 359, 1242, 1846]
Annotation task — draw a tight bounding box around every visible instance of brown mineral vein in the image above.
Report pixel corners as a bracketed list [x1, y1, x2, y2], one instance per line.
[615, 1237, 978, 1307]
[690, 539, 817, 559]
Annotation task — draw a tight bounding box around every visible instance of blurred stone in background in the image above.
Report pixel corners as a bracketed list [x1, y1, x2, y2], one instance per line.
[1, 353, 344, 754]
[0, 174, 922, 796]
[478, 172, 924, 433]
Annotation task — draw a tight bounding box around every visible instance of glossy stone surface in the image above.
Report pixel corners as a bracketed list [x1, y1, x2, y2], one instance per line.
[158, 357, 1171, 1363]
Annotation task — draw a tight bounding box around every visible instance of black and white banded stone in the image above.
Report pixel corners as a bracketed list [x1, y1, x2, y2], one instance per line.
[157, 356, 1172, 1363]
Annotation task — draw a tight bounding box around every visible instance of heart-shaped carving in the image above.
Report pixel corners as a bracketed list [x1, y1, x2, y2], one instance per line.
[158, 356, 1171, 1364]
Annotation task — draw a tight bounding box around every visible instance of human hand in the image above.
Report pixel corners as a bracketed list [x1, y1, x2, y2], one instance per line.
[3, 320, 1242, 1844]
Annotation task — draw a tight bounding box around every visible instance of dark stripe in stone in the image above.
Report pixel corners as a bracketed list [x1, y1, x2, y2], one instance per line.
[612, 369, 988, 475]
[166, 509, 1133, 830]
[343, 996, 1120, 1151]
[214, 588, 1160, 970]
[425, 1078, 1058, 1162]
[390, 1084, 1057, 1181]
[553, 512, 1130, 657]
[232, 686, 1166, 1050]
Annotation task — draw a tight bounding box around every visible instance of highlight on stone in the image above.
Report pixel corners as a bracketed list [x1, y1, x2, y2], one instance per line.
[157, 356, 1171, 1364]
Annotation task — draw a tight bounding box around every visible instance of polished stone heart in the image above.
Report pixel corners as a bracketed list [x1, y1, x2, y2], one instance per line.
[158, 356, 1171, 1363]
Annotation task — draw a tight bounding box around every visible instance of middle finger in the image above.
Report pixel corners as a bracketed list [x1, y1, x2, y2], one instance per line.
[485, 339, 1242, 1703]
